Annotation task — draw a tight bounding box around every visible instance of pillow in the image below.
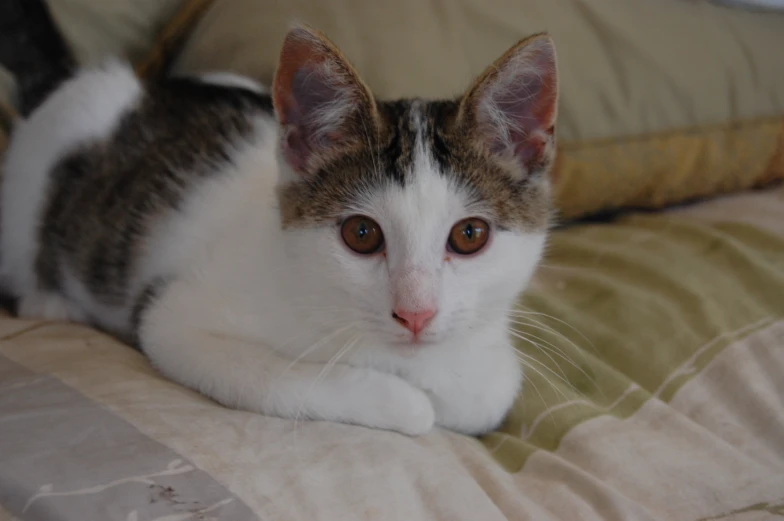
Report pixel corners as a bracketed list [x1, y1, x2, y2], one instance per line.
[46, 0, 188, 65]
[713, 0, 784, 10]
[167, 0, 784, 220]
[0, 0, 198, 117]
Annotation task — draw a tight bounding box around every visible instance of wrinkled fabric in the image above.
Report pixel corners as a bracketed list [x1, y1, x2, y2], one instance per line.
[1, 186, 783, 520]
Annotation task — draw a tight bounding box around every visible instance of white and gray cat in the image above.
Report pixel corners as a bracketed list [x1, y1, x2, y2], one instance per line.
[0, 26, 558, 436]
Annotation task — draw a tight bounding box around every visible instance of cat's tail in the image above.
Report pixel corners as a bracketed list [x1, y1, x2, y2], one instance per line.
[0, 79, 16, 315]
[0, 0, 76, 118]
[0, 100, 16, 140]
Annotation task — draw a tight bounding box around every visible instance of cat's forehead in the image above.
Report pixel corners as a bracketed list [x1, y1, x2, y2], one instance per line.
[277, 99, 551, 231]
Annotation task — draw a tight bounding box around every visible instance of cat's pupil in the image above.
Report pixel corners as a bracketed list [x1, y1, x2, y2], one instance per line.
[357, 223, 368, 240]
[464, 223, 475, 241]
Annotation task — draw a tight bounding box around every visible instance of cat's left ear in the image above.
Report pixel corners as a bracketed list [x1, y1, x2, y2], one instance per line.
[272, 24, 378, 178]
[459, 34, 558, 178]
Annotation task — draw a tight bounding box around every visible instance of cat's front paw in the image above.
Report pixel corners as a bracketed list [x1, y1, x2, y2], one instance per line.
[381, 383, 436, 436]
[356, 374, 435, 436]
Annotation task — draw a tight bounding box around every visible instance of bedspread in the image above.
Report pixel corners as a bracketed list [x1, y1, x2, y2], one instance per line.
[1, 186, 783, 521]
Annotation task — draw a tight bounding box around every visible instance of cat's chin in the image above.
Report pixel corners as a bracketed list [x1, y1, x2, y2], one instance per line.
[387, 335, 442, 357]
[392, 345, 421, 359]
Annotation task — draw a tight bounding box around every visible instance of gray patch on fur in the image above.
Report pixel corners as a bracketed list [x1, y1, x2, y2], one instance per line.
[36, 78, 273, 312]
[129, 276, 170, 349]
[278, 98, 553, 232]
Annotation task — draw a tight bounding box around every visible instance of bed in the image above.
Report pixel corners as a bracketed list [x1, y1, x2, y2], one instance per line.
[1, 184, 783, 520]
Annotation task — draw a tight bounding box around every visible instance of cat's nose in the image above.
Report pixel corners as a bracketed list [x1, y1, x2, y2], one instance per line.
[392, 308, 437, 335]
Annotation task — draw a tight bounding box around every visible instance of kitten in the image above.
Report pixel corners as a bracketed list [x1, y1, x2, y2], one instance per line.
[0, 25, 558, 436]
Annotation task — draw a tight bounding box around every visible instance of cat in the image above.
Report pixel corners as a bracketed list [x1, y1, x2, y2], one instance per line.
[0, 25, 558, 436]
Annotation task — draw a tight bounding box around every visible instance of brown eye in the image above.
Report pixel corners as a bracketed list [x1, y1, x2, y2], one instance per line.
[448, 218, 490, 255]
[341, 215, 385, 254]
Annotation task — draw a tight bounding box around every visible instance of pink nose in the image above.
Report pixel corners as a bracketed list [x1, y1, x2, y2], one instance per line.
[392, 308, 437, 335]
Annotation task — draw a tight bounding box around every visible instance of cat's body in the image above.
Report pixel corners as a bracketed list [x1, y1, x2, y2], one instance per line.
[0, 27, 558, 436]
[3, 64, 276, 338]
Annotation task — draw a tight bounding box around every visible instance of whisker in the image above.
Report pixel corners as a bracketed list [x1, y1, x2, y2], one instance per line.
[507, 320, 598, 388]
[507, 315, 607, 401]
[509, 308, 598, 355]
[506, 313, 595, 366]
[510, 357, 558, 430]
[277, 321, 360, 382]
[293, 333, 362, 427]
[510, 349, 572, 403]
[506, 328, 569, 382]
[534, 263, 591, 273]
[507, 321, 578, 367]
[471, 314, 574, 402]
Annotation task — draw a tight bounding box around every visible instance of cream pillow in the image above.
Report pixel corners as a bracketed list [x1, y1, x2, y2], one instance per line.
[47, 0, 187, 65]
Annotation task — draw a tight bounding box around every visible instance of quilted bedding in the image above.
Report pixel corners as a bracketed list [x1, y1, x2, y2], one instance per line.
[1, 185, 783, 520]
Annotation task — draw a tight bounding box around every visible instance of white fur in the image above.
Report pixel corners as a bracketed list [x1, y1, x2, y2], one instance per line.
[193, 72, 268, 94]
[1, 61, 142, 310]
[139, 100, 542, 435]
[2, 66, 547, 436]
[306, 62, 356, 134]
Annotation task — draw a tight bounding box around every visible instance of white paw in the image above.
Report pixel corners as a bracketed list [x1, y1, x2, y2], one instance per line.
[17, 293, 84, 323]
[367, 376, 435, 436]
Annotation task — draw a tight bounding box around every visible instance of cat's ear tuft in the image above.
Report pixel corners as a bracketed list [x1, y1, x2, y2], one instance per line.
[460, 33, 558, 178]
[272, 24, 376, 177]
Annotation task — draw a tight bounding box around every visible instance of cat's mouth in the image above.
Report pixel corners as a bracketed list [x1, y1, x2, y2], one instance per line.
[389, 331, 441, 351]
[390, 341, 433, 358]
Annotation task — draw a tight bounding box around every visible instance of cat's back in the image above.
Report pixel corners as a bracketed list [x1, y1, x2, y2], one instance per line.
[1, 61, 145, 294]
[1, 61, 275, 321]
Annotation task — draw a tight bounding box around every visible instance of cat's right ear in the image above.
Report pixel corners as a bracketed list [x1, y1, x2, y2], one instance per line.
[458, 33, 558, 180]
[272, 25, 377, 178]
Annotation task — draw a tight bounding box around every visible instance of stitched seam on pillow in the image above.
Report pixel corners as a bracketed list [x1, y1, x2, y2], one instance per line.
[560, 115, 784, 151]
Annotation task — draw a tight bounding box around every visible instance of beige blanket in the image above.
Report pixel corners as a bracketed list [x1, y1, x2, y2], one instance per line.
[1, 186, 783, 520]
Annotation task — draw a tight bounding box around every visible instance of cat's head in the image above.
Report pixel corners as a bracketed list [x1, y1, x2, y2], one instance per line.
[271, 25, 557, 350]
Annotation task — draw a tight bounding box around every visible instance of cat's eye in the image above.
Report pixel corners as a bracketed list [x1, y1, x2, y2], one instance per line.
[448, 218, 490, 255]
[341, 215, 385, 254]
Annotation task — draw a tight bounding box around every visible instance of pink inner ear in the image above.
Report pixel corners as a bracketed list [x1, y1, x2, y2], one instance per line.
[479, 47, 557, 171]
[287, 67, 346, 142]
[279, 65, 346, 171]
[277, 64, 351, 173]
[273, 27, 365, 176]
